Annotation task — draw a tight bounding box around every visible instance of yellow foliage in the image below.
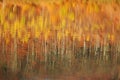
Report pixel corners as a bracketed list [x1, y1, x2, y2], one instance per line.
[108, 33, 111, 39]
[86, 3, 93, 13]
[87, 3, 99, 13]
[35, 25, 41, 38]
[111, 34, 115, 41]
[31, 18, 35, 27]
[20, 16, 26, 26]
[91, 24, 100, 31]
[84, 27, 89, 31]
[21, 33, 30, 43]
[0, 11, 5, 24]
[35, 31, 40, 38]
[107, 33, 115, 42]
[3, 22, 9, 32]
[61, 19, 66, 28]
[0, 1, 118, 46]
[18, 31, 22, 39]
[9, 12, 14, 20]
[38, 16, 44, 30]
[57, 32, 63, 40]
[73, 33, 78, 40]
[68, 12, 75, 21]
[65, 30, 69, 36]
[93, 3, 99, 12]
[59, 4, 68, 18]
[44, 30, 50, 40]
[86, 35, 90, 41]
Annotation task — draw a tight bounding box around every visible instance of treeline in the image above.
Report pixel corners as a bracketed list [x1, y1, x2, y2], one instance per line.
[0, 0, 120, 74]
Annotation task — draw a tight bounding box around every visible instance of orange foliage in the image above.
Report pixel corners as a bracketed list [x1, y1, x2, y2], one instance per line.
[0, 0, 120, 50]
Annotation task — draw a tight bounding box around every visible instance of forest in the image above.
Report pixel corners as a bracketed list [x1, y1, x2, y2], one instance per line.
[0, 0, 120, 80]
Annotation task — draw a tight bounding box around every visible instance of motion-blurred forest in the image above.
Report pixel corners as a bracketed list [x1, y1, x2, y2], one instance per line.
[0, 0, 120, 80]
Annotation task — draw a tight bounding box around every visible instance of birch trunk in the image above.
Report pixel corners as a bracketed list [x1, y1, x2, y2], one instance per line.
[12, 35, 18, 72]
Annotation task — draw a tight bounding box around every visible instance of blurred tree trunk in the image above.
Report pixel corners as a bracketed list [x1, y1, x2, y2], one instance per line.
[12, 33, 18, 72]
